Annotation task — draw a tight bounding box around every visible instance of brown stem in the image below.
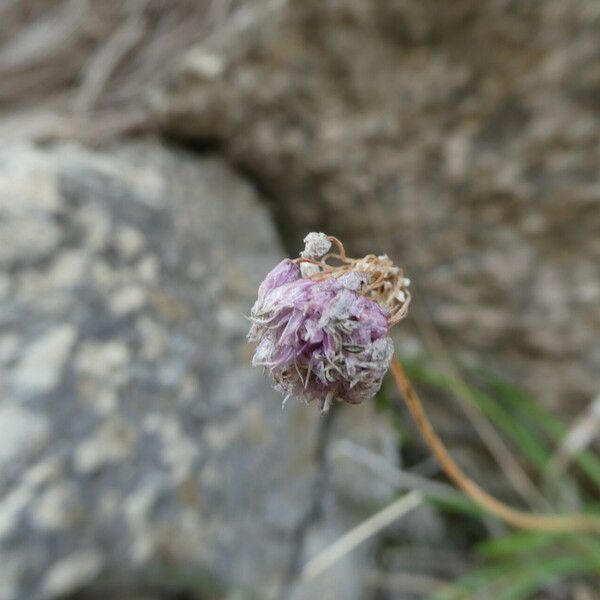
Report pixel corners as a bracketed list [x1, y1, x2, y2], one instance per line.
[390, 356, 600, 534]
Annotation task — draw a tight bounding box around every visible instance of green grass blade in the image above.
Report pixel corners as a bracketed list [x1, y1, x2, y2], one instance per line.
[427, 561, 516, 600]
[477, 531, 565, 559]
[431, 553, 597, 600]
[484, 373, 600, 490]
[495, 555, 595, 600]
[405, 362, 551, 469]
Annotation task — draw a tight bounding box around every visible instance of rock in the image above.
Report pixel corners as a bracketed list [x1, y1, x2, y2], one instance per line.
[0, 405, 49, 466]
[327, 402, 400, 507]
[154, 0, 600, 412]
[288, 402, 407, 600]
[41, 552, 104, 598]
[31, 483, 82, 532]
[12, 325, 76, 396]
[0, 140, 396, 599]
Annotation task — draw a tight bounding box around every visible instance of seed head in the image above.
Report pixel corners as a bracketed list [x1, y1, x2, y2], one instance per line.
[248, 234, 410, 413]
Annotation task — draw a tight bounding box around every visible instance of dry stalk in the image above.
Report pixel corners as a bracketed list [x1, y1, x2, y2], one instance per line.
[390, 356, 600, 534]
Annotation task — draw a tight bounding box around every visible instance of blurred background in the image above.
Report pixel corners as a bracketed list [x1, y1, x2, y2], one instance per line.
[1, 0, 599, 598]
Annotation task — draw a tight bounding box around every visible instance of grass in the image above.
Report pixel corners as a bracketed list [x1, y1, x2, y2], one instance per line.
[385, 357, 600, 600]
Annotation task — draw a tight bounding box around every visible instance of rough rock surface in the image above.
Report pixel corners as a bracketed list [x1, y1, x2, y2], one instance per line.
[0, 140, 399, 599]
[155, 0, 600, 411]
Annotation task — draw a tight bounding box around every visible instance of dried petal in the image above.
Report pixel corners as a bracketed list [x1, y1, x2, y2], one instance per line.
[248, 261, 394, 411]
[300, 232, 332, 259]
[300, 262, 321, 277]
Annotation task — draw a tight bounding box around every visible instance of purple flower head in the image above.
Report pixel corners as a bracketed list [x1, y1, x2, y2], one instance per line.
[248, 248, 397, 412]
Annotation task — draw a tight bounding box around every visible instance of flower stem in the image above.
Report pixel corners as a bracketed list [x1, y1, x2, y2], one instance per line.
[390, 356, 600, 534]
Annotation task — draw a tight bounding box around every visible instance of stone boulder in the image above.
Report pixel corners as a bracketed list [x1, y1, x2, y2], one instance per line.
[0, 140, 398, 599]
[154, 0, 600, 411]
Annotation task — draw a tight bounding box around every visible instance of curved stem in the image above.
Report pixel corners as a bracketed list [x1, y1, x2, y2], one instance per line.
[390, 356, 600, 534]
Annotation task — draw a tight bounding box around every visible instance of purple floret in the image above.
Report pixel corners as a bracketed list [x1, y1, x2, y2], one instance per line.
[248, 259, 394, 412]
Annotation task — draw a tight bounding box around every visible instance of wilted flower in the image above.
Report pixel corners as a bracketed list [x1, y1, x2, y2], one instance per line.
[248, 233, 410, 413]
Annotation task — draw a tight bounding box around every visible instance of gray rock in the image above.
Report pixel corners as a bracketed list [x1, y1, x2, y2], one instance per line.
[154, 0, 600, 413]
[12, 324, 76, 396]
[0, 140, 381, 599]
[0, 404, 49, 466]
[289, 402, 405, 600]
[40, 552, 104, 598]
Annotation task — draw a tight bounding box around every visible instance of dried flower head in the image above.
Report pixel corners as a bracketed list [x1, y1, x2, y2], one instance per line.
[248, 233, 410, 413]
